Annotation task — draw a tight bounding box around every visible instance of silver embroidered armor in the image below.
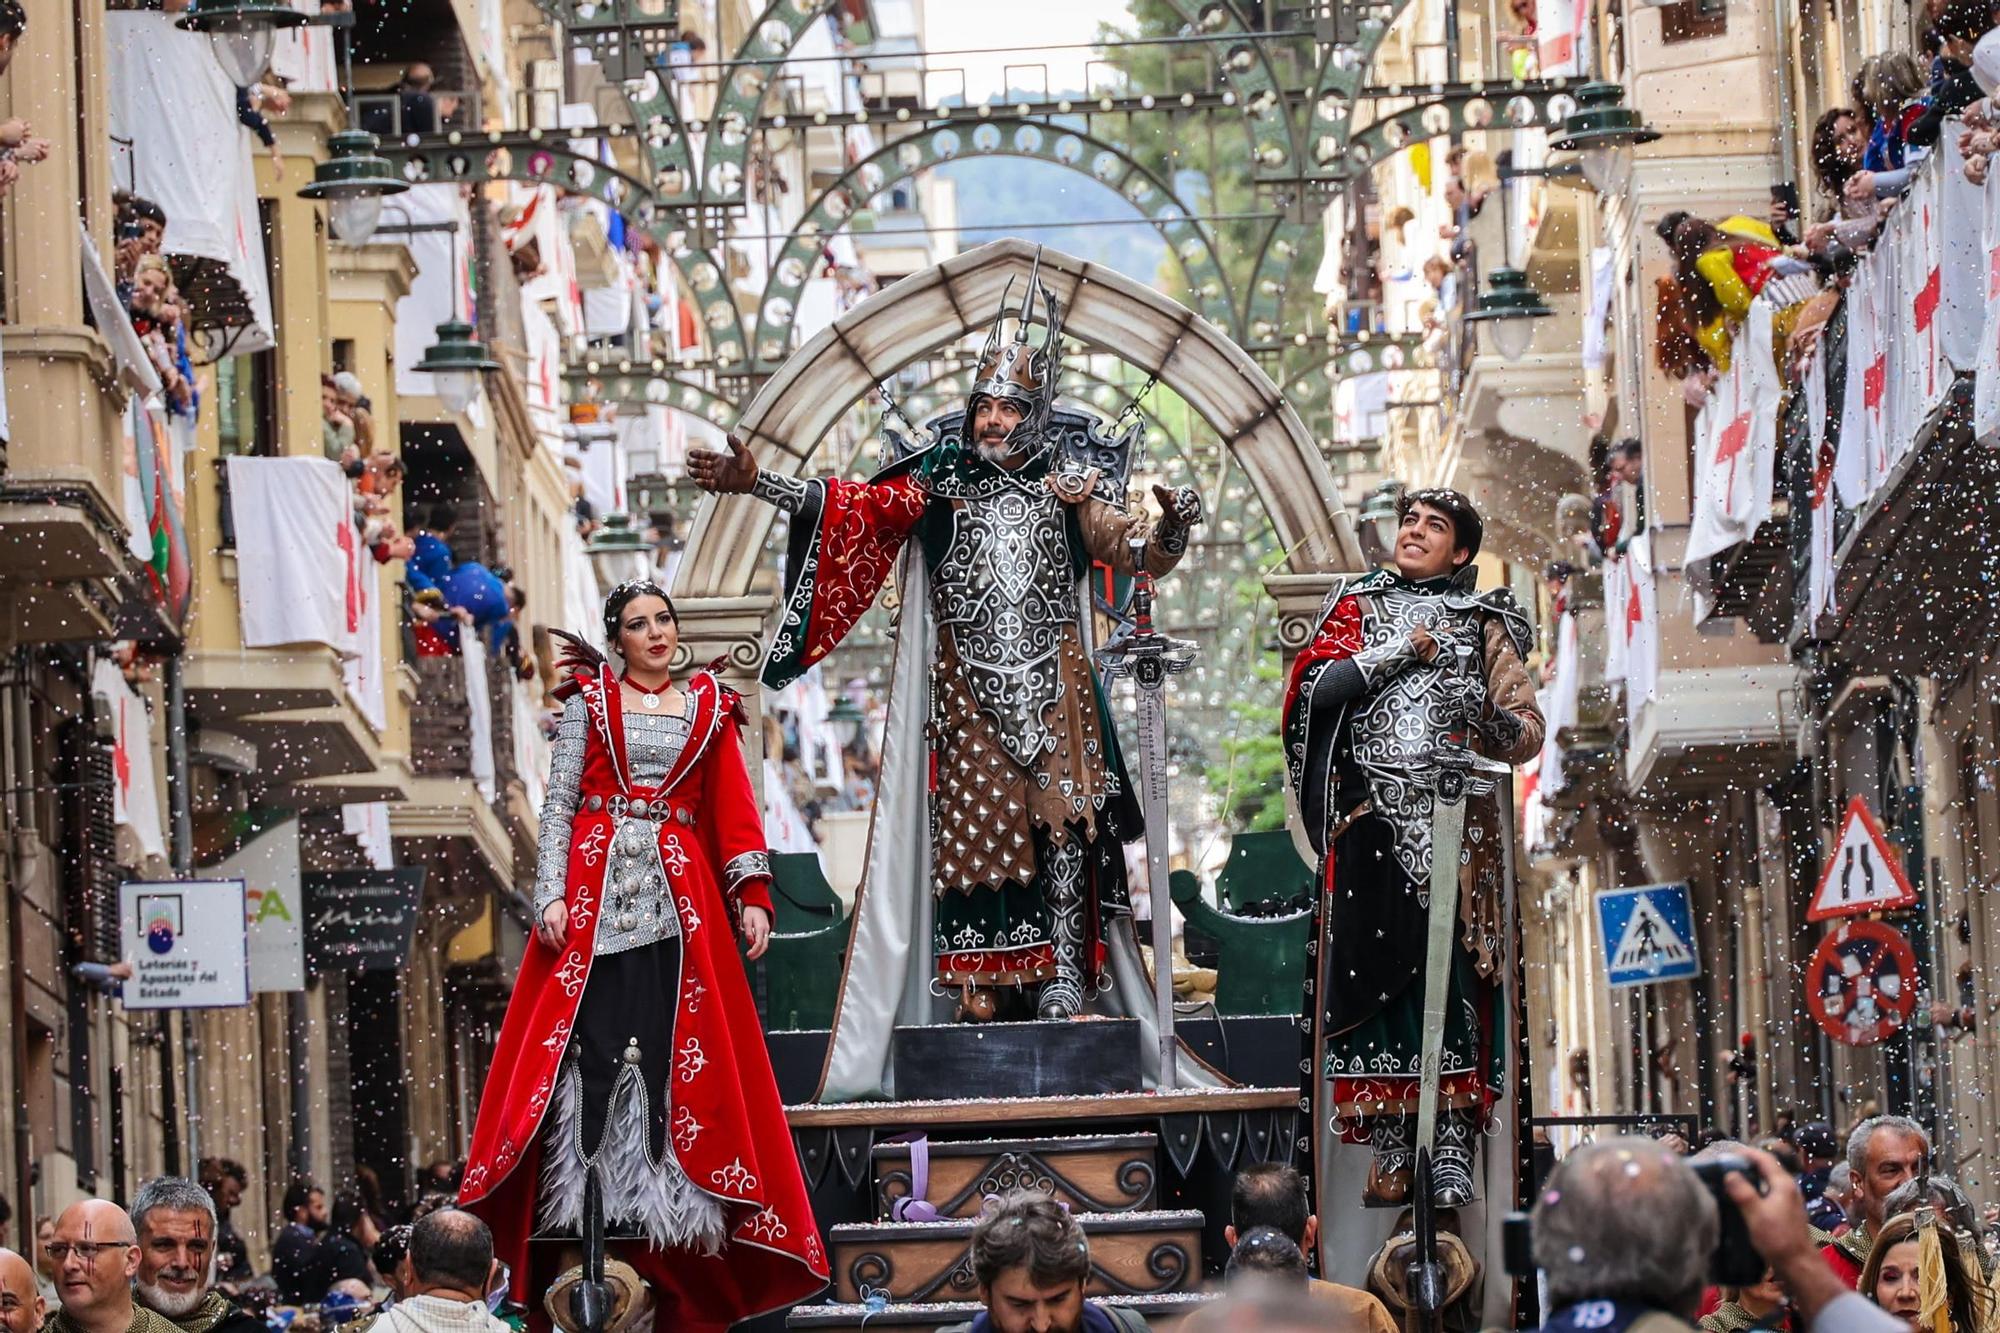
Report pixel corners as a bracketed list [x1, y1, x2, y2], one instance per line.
[536, 697, 696, 957]
[927, 472, 1078, 768]
[1348, 587, 1491, 888]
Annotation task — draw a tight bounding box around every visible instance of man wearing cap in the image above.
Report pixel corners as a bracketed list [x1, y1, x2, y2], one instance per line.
[1797, 1122, 1846, 1233]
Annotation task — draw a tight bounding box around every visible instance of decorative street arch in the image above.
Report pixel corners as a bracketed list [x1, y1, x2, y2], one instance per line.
[748, 119, 1241, 367]
[672, 238, 1364, 601]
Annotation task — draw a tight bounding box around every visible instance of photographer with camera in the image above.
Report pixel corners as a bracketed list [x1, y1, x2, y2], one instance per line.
[1527, 1140, 1914, 1333]
[1529, 1137, 1719, 1333]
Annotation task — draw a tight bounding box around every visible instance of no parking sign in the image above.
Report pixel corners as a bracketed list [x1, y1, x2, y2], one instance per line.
[1806, 919, 1919, 1046]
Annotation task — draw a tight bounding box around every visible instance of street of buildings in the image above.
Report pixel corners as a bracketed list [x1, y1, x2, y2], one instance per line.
[0, 0, 1994, 1294]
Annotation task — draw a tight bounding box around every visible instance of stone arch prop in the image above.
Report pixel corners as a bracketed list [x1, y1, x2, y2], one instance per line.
[672, 238, 1364, 601]
[748, 119, 1241, 367]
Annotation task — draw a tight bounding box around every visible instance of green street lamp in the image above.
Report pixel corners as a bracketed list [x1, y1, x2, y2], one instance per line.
[176, 0, 306, 85]
[584, 511, 652, 585]
[1357, 478, 1405, 567]
[297, 129, 408, 246]
[826, 694, 866, 750]
[1463, 268, 1554, 363]
[1547, 82, 1662, 193]
[412, 320, 501, 414]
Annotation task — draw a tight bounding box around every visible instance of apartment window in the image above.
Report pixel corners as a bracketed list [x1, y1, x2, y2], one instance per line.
[216, 351, 277, 457]
[1660, 0, 1728, 41]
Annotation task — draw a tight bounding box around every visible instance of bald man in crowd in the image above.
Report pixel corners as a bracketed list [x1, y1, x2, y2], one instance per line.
[41, 1201, 178, 1333]
[0, 1248, 45, 1333]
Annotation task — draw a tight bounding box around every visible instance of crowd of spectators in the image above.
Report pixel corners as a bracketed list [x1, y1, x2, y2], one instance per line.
[1658, 7, 2000, 406]
[0, 1164, 502, 1333]
[112, 193, 197, 418]
[400, 502, 536, 679]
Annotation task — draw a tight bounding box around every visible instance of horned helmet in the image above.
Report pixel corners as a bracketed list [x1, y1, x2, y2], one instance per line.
[964, 251, 1064, 461]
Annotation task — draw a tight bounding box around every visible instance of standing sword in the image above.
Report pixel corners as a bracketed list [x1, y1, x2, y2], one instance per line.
[1409, 645, 1508, 1325]
[1096, 537, 1197, 1090]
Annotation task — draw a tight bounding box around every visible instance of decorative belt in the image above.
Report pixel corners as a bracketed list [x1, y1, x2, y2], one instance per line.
[584, 794, 696, 826]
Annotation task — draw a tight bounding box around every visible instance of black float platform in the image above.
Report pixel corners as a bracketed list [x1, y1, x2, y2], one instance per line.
[891, 1017, 1141, 1098]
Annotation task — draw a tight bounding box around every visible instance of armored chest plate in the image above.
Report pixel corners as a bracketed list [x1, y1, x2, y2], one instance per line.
[1351, 589, 1487, 886]
[930, 483, 1078, 767]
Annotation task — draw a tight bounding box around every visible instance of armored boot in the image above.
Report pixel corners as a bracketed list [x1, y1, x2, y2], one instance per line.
[1037, 838, 1087, 1020]
[1431, 1108, 1480, 1207]
[1364, 1114, 1415, 1207]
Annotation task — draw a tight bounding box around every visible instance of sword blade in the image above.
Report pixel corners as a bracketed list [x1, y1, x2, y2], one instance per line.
[1415, 791, 1468, 1163]
[1136, 679, 1177, 1091]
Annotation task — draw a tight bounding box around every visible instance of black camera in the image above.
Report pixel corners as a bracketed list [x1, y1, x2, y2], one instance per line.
[1502, 1154, 1767, 1287]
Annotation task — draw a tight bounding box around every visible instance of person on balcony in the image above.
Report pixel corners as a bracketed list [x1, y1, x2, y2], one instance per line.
[458, 581, 827, 1331]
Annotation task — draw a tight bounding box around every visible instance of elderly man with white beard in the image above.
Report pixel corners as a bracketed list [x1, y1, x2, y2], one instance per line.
[128, 1180, 262, 1333]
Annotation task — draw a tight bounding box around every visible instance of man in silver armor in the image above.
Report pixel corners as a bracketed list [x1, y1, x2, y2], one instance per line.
[690, 273, 1202, 1021]
[1283, 488, 1543, 1209]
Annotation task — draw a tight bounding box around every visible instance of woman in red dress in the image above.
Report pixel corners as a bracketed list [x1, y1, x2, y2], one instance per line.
[459, 581, 827, 1330]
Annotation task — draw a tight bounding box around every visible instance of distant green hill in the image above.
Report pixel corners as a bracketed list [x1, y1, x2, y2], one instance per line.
[936, 155, 1170, 286]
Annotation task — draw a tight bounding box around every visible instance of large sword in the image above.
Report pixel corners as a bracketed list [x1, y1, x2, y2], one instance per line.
[1408, 643, 1508, 1325]
[1096, 537, 1196, 1090]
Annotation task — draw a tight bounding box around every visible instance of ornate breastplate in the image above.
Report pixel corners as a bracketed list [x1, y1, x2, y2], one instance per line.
[928, 479, 1078, 767]
[1351, 588, 1486, 886]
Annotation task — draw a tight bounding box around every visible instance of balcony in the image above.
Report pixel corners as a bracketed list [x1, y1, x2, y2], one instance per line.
[390, 645, 520, 906]
[1702, 132, 1988, 675]
[185, 457, 405, 805]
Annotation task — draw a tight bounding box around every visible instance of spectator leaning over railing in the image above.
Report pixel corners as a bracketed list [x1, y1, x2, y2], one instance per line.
[0, 0, 43, 200]
[0, 0, 24, 76]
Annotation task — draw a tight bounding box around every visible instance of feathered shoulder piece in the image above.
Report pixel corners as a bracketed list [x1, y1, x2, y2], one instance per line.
[701, 655, 751, 724]
[549, 629, 608, 701]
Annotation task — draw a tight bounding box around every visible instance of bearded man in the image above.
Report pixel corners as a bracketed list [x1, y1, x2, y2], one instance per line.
[690, 272, 1201, 1031]
[129, 1179, 261, 1333]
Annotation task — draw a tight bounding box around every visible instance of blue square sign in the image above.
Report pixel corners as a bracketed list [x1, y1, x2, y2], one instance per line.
[1596, 882, 1701, 988]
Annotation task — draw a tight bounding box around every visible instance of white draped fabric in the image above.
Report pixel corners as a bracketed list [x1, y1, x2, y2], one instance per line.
[226, 457, 356, 651]
[1686, 300, 1781, 568]
[91, 660, 169, 865]
[463, 635, 497, 802]
[105, 11, 274, 353]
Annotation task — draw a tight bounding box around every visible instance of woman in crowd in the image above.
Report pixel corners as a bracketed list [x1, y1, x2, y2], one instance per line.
[1860, 1211, 1992, 1333]
[1700, 1268, 1794, 1333]
[458, 581, 826, 1331]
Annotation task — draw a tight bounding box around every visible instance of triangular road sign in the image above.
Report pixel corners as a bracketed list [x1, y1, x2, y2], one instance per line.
[1808, 797, 1918, 922]
[1611, 892, 1697, 975]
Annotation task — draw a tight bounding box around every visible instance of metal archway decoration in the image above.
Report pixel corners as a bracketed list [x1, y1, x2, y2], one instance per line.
[561, 365, 743, 433]
[692, 0, 1298, 217]
[377, 132, 754, 370]
[747, 119, 1241, 369]
[673, 239, 1363, 601]
[1335, 82, 1577, 179]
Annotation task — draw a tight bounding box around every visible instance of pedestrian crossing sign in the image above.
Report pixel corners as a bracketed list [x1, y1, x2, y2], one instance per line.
[1807, 797, 1918, 922]
[1596, 882, 1701, 989]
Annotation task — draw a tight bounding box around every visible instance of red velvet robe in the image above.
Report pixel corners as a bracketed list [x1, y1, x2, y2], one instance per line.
[459, 665, 828, 1330]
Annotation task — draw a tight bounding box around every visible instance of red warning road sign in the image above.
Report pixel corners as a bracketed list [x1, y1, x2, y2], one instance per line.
[1807, 797, 1918, 922]
[1805, 919, 1919, 1047]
